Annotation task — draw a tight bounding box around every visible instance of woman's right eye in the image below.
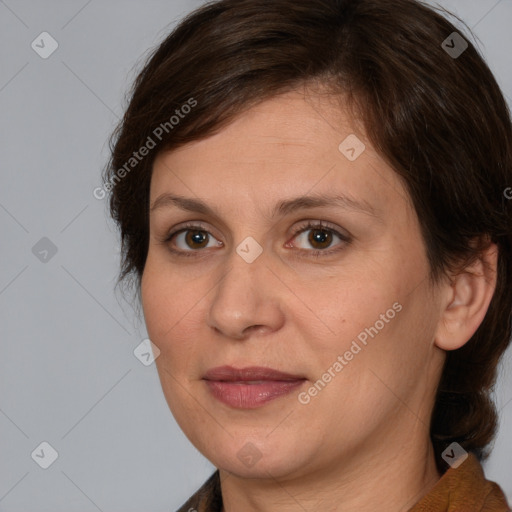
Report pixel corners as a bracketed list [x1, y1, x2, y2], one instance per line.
[164, 223, 223, 257]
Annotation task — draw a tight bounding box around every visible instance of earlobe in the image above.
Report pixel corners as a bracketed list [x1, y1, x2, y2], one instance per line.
[434, 243, 498, 352]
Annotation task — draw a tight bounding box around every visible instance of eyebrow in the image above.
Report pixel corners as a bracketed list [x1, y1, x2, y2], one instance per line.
[150, 192, 380, 219]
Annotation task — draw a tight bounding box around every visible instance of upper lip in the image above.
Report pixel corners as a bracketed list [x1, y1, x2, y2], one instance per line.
[203, 366, 305, 381]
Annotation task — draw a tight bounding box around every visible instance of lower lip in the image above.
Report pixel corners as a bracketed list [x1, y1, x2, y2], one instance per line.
[204, 379, 306, 409]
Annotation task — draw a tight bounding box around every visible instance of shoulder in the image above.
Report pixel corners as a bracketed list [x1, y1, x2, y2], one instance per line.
[410, 453, 510, 511]
[176, 470, 223, 512]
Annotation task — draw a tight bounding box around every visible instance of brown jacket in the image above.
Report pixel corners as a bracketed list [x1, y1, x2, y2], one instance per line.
[177, 454, 510, 511]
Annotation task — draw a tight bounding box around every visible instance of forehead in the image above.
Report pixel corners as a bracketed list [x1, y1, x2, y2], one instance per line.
[150, 90, 412, 219]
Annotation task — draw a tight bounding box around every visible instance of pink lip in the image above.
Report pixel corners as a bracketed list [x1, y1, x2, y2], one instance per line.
[203, 366, 306, 409]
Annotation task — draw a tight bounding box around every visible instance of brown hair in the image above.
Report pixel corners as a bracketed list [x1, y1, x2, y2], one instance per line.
[104, 0, 512, 472]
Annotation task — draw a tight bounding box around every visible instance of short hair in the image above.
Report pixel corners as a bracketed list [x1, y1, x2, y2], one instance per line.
[104, 0, 512, 472]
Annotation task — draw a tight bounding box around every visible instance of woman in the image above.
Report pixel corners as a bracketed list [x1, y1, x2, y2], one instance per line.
[104, 0, 512, 510]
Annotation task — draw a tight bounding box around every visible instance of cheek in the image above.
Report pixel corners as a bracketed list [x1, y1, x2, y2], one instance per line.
[141, 259, 205, 377]
[141, 252, 191, 339]
[140, 266, 167, 340]
[302, 270, 401, 352]
[301, 251, 434, 409]
[301, 298, 434, 439]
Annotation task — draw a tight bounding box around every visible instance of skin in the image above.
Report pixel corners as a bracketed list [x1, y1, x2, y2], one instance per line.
[141, 88, 498, 511]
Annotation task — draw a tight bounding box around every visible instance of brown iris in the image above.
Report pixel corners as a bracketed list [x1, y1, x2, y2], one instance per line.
[185, 230, 209, 249]
[308, 228, 332, 250]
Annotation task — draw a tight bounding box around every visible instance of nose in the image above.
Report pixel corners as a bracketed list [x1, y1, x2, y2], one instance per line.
[206, 249, 285, 340]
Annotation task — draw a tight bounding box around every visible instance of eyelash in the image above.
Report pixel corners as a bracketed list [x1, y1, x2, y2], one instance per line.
[162, 221, 352, 259]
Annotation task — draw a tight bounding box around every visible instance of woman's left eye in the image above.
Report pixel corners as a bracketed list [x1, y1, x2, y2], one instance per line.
[163, 221, 351, 258]
[289, 221, 351, 255]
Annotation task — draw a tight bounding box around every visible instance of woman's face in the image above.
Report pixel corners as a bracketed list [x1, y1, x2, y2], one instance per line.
[141, 89, 446, 480]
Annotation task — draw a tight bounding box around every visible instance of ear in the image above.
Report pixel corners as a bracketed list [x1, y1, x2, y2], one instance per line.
[434, 241, 498, 351]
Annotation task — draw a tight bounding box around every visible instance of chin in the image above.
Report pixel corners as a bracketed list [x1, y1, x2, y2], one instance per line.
[202, 435, 310, 480]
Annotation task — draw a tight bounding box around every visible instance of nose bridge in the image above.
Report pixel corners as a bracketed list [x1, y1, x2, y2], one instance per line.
[219, 231, 267, 298]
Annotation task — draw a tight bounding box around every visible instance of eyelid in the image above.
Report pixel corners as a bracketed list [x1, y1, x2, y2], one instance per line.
[286, 220, 351, 256]
[162, 221, 222, 256]
[163, 221, 216, 242]
[291, 220, 351, 242]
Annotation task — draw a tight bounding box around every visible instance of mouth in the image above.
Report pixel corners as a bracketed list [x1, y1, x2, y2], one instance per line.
[202, 366, 307, 409]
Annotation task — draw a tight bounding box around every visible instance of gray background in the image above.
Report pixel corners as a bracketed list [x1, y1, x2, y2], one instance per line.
[0, 1, 511, 510]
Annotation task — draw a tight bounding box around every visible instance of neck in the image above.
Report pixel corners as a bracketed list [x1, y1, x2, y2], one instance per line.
[219, 437, 441, 512]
